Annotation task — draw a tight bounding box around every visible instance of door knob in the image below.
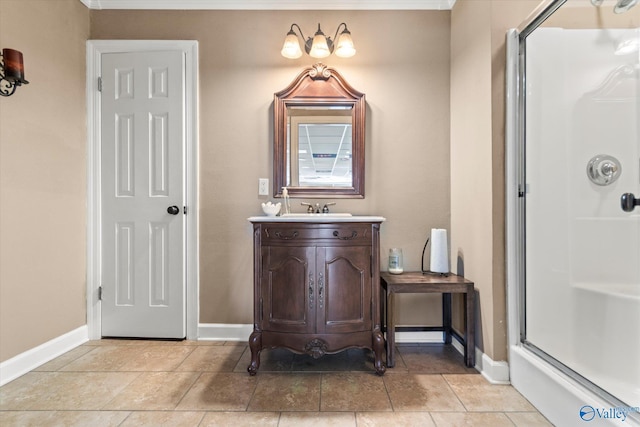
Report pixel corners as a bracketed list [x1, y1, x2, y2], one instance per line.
[167, 205, 180, 215]
[620, 193, 640, 212]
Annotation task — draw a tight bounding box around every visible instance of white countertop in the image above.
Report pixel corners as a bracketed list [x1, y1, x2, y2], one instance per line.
[248, 215, 386, 223]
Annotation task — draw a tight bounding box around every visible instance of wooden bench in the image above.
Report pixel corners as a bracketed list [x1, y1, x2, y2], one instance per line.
[380, 271, 475, 368]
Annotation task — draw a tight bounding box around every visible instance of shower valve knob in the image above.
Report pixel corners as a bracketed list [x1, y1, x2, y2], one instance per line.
[620, 193, 640, 212]
[587, 155, 622, 186]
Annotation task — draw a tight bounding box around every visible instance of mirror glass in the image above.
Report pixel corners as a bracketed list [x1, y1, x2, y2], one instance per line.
[274, 64, 365, 199]
[287, 107, 352, 188]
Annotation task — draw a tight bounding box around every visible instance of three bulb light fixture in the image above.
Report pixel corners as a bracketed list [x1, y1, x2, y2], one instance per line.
[281, 23, 356, 59]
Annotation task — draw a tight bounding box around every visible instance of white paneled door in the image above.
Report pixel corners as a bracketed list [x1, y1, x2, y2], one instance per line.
[101, 51, 186, 338]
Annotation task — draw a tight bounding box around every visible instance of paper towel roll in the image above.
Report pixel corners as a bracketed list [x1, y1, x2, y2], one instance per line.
[430, 228, 449, 273]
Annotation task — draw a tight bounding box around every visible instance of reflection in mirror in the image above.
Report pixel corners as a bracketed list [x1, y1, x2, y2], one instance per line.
[274, 63, 365, 199]
[287, 107, 352, 187]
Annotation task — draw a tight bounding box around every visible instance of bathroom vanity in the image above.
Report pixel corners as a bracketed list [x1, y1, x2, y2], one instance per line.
[247, 216, 386, 375]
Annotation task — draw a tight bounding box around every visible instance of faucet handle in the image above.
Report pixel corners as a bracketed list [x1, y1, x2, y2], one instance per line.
[322, 202, 336, 213]
[300, 202, 314, 213]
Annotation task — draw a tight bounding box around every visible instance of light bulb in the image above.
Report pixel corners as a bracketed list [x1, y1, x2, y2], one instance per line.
[309, 25, 331, 58]
[335, 30, 356, 58]
[281, 31, 303, 59]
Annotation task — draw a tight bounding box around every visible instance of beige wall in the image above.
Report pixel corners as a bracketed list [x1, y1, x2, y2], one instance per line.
[89, 11, 452, 326]
[0, 5, 452, 364]
[450, 0, 494, 358]
[450, 0, 541, 361]
[0, 0, 90, 361]
[449, 0, 639, 363]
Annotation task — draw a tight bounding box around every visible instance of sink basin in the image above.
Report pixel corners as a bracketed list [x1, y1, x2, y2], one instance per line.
[281, 213, 353, 218]
[248, 213, 385, 223]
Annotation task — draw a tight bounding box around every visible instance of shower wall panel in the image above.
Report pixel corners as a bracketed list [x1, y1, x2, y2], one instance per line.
[525, 27, 640, 406]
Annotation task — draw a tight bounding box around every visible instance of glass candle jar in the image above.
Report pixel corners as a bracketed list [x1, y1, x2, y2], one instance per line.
[388, 248, 404, 274]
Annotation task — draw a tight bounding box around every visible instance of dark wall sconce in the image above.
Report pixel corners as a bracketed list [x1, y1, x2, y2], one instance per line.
[1, 48, 29, 97]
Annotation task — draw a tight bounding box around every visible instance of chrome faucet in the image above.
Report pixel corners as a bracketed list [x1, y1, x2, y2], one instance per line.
[300, 202, 315, 213]
[300, 202, 336, 213]
[322, 202, 336, 213]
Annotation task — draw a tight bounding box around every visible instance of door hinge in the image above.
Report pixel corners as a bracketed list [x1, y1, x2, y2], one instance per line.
[97, 77, 102, 92]
[98, 286, 103, 301]
[518, 184, 525, 198]
[259, 298, 263, 320]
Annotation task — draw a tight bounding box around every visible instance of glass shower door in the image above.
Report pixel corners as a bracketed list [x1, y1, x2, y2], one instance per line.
[524, 27, 640, 406]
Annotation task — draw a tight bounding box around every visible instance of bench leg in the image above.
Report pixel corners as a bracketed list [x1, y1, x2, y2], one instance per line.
[386, 291, 396, 367]
[465, 290, 476, 367]
[443, 293, 452, 344]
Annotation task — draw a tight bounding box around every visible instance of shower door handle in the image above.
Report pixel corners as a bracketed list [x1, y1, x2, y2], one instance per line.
[620, 193, 640, 212]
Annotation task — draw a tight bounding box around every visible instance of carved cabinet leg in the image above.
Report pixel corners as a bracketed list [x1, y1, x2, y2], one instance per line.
[372, 330, 386, 375]
[247, 331, 262, 376]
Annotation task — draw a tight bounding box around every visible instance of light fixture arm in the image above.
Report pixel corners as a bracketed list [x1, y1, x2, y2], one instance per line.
[288, 23, 307, 42]
[331, 23, 350, 45]
[288, 23, 318, 56]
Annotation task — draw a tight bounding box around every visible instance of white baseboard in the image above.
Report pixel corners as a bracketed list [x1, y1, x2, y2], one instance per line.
[0, 325, 89, 386]
[198, 323, 253, 341]
[477, 351, 510, 384]
[394, 330, 444, 343]
[449, 335, 510, 384]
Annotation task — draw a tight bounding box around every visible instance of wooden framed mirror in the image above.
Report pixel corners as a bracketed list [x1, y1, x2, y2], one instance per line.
[274, 63, 365, 198]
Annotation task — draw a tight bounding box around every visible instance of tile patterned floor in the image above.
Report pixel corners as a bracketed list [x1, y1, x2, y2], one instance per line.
[0, 340, 553, 426]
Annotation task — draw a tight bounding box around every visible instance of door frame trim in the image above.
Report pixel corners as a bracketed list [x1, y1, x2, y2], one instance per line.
[86, 40, 199, 340]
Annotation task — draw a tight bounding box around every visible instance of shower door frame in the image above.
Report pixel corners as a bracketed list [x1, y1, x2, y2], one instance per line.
[506, 0, 639, 424]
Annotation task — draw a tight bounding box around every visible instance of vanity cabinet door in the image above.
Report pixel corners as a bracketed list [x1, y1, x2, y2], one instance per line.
[317, 246, 372, 334]
[261, 245, 316, 334]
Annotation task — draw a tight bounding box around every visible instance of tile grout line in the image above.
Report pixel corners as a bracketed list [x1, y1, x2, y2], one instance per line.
[171, 371, 205, 412]
[380, 372, 396, 412]
[318, 373, 324, 412]
[441, 374, 470, 413]
[244, 367, 261, 413]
